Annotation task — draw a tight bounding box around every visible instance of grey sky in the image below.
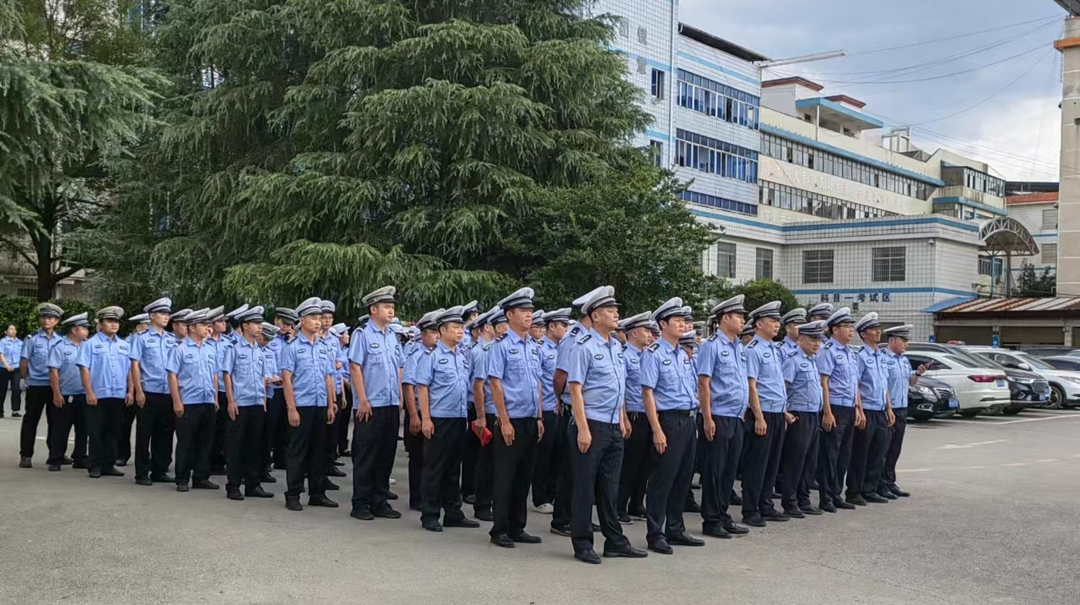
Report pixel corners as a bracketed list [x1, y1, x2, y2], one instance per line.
[679, 0, 1067, 181]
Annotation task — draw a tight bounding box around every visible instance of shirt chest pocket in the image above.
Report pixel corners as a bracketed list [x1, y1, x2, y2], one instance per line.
[32, 342, 49, 363]
[506, 354, 528, 377]
[658, 360, 680, 386]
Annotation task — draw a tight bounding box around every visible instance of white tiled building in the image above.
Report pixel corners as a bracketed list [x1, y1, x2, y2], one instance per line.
[592, 0, 1037, 341]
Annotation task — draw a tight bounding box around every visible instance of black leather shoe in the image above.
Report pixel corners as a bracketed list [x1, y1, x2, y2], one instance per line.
[648, 538, 674, 555]
[115, 459, 128, 467]
[762, 510, 790, 522]
[373, 505, 401, 518]
[245, 486, 274, 498]
[591, 522, 601, 532]
[309, 496, 339, 508]
[890, 485, 910, 498]
[834, 499, 856, 510]
[730, 491, 742, 506]
[258, 473, 277, 484]
[490, 534, 515, 548]
[618, 514, 632, 524]
[463, 494, 476, 505]
[863, 493, 888, 504]
[386, 491, 399, 500]
[684, 499, 701, 513]
[150, 473, 174, 483]
[703, 524, 732, 539]
[323, 480, 340, 491]
[550, 525, 571, 537]
[47, 463, 61, 472]
[783, 507, 806, 519]
[800, 505, 824, 516]
[327, 466, 346, 477]
[603, 545, 648, 559]
[192, 479, 219, 490]
[332, 459, 346, 467]
[444, 516, 480, 528]
[175, 483, 189, 492]
[101, 468, 125, 477]
[723, 523, 749, 535]
[135, 476, 153, 486]
[19, 457, 32, 469]
[820, 500, 837, 513]
[846, 494, 868, 507]
[510, 532, 542, 544]
[227, 490, 244, 501]
[61, 456, 74, 465]
[422, 520, 443, 532]
[475, 509, 494, 522]
[285, 498, 303, 511]
[667, 532, 705, 547]
[575, 549, 602, 564]
[876, 490, 897, 500]
[741, 515, 766, 528]
[350, 508, 375, 521]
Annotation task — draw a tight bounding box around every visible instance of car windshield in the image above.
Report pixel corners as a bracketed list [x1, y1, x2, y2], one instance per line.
[942, 354, 981, 368]
[957, 350, 1007, 370]
[1015, 352, 1053, 370]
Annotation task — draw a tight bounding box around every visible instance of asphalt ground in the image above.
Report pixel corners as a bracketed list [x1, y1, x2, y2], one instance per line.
[1, 405, 1078, 605]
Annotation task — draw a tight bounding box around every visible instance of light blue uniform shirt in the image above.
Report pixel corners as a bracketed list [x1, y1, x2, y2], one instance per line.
[816, 338, 858, 407]
[539, 337, 559, 413]
[166, 337, 217, 405]
[223, 337, 269, 407]
[487, 330, 541, 419]
[555, 324, 585, 375]
[402, 344, 426, 410]
[884, 350, 912, 409]
[696, 331, 748, 418]
[416, 340, 469, 418]
[566, 329, 626, 424]
[48, 337, 84, 396]
[322, 334, 344, 394]
[857, 346, 889, 411]
[22, 329, 62, 386]
[76, 332, 132, 400]
[465, 341, 481, 406]
[783, 349, 822, 413]
[348, 322, 403, 408]
[280, 333, 334, 408]
[623, 343, 645, 414]
[1, 335, 22, 368]
[266, 334, 288, 392]
[262, 343, 279, 399]
[206, 334, 228, 393]
[640, 338, 696, 412]
[129, 327, 176, 394]
[746, 335, 787, 414]
[780, 337, 800, 361]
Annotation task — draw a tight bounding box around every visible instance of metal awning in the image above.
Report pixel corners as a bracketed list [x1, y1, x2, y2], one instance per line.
[979, 216, 1039, 256]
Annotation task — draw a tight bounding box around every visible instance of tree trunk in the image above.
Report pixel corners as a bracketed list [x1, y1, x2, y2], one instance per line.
[34, 231, 56, 302]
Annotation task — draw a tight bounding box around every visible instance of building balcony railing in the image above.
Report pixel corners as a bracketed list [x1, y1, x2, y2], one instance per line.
[934, 185, 1003, 209]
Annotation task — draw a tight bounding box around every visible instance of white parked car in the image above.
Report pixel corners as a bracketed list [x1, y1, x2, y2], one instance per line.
[902, 350, 1011, 417]
[963, 347, 1080, 409]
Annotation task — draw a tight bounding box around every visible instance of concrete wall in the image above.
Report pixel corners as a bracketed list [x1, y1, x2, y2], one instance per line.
[1056, 17, 1080, 296]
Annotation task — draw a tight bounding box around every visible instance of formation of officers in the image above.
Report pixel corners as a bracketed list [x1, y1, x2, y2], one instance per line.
[14, 286, 923, 565]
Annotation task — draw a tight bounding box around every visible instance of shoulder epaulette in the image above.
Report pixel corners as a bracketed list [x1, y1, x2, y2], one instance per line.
[287, 335, 297, 344]
[824, 341, 833, 348]
[646, 342, 660, 352]
[747, 340, 759, 349]
[707, 333, 718, 341]
[483, 342, 494, 351]
[495, 333, 508, 342]
[424, 347, 435, 355]
[577, 334, 592, 345]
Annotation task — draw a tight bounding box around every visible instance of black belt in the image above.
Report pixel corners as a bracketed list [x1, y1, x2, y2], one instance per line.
[657, 409, 695, 417]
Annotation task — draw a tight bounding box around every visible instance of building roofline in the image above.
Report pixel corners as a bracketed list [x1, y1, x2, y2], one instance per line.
[762, 77, 824, 92]
[677, 23, 769, 63]
[825, 94, 867, 109]
[1006, 192, 1059, 205]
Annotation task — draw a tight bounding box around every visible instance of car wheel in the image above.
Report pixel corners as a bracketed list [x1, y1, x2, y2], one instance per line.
[1002, 408, 1021, 416]
[1047, 385, 1064, 410]
[959, 409, 980, 418]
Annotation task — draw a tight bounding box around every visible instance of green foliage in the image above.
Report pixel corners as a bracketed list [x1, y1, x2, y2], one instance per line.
[0, 296, 96, 337]
[1017, 264, 1055, 298]
[129, 0, 716, 319]
[734, 279, 800, 317]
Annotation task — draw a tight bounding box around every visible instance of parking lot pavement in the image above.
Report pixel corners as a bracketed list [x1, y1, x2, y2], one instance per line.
[1, 409, 1079, 605]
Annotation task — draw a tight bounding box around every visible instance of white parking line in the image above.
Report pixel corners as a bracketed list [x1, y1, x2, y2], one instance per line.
[996, 414, 1080, 425]
[937, 439, 1007, 450]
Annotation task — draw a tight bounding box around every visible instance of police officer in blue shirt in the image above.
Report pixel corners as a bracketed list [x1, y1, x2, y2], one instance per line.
[168, 309, 191, 340]
[460, 301, 479, 349]
[129, 298, 178, 486]
[696, 295, 750, 539]
[740, 301, 791, 527]
[808, 303, 833, 322]
[529, 310, 546, 344]
[222, 306, 274, 501]
[348, 286, 405, 521]
[487, 288, 544, 548]
[640, 298, 705, 554]
[780, 308, 807, 361]
[462, 307, 495, 507]
[404, 310, 441, 512]
[566, 286, 647, 564]
[1, 323, 23, 418]
[261, 306, 296, 481]
[816, 307, 862, 513]
[471, 306, 509, 523]
[416, 306, 482, 532]
[281, 298, 338, 511]
[19, 303, 64, 468]
[847, 312, 896, 506]
[78, 306, 133, 479]
[533, 307, 571, 515]
[779, 320, 827, 518]
[616, 312, 652, 524]
[326, 322, 351, 477]
[880, 325, 923, 499]
[46, 312, 90, 471]
[205, 305, 232, 475]
[168, 309, 220, 491]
